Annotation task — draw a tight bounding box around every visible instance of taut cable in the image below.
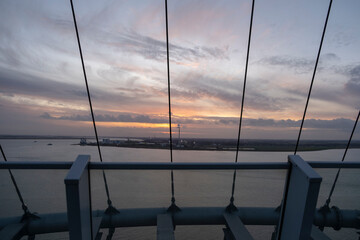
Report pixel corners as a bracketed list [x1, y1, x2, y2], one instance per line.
[325, 110, 359, 207]
[165, 0, 180, 213]
[226, 0, 255, 212]
[294, 0, 333, 154]
[69, 1, 118, 238]
[0, 145, 39, 223]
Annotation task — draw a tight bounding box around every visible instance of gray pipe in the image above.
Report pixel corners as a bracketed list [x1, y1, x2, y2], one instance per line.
[0, 207, 358, 235]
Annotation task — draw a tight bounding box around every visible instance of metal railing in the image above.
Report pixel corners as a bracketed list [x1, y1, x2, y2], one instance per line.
[0, 155, 359, 240]
[1, 160, 360, 170]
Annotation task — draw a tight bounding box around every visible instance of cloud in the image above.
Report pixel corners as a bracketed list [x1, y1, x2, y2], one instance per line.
[41, 112, 168, 124]
[0, 67, 141, 107]
[41, 111, 356, 131]
[344, 65, 360, 97]
[330, 31, 356, 47]
[322, 53, 340, 62]
[214, 117, 355, 130]
[302, 118, 356, 130]
[257, 55, 314, 73]
[265, 62, 359, 109]
[171, 72, 297, 112]
[96, 29, 229, 63]
[257, 53, 339, 74]
[247, 118, 355, 130]
[345, 80, 360, 100]
[0, 69, 86, 100]
[349, 65, 360, 77]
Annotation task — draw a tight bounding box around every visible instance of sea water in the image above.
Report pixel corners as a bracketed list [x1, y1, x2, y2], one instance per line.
[0, 139, 359, 239]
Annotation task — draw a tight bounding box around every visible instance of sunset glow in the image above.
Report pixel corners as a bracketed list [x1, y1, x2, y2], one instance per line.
[89, 122, 173, 129]
[0, 0, 359, 139]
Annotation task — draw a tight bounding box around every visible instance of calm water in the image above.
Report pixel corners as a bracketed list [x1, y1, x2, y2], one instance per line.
[0, 139, 359, 239]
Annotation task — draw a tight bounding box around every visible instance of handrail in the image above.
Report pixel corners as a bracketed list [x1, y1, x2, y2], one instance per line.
[0, 161, 360, 170]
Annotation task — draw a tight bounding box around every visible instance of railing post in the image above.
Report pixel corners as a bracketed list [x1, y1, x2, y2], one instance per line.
[64, 155, 92, 240]
[277, 155, 322, 240]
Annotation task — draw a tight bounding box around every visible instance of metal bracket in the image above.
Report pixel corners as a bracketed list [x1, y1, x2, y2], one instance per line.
[277, 155, 322, 240]
[157, 213, 175, 240]
[223, 212, 254, 240]
[64, 155, 92, 240]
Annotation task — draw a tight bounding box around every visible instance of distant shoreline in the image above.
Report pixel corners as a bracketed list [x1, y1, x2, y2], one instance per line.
[1, 135, 359, 141]
[1, 135, 359, 152]
[78, 139, 360, 152]
[78, 143, 360, 152]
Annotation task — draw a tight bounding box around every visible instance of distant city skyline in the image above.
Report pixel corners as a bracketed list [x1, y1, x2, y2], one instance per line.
[0, 0, 359, 140]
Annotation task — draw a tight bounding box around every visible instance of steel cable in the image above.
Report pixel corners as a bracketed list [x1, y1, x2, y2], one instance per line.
[164, 0, 179, 212]
[294, 0, 333, 154]
[70, 1, 120, 238]
[69, 3, 118, 239]
[227, 0, 255, 212]
[0, 145, 31, 216]
[325, 110, 359, 207]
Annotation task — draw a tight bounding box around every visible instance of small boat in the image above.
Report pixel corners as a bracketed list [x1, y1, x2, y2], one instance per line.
[47, 143, 52, 146]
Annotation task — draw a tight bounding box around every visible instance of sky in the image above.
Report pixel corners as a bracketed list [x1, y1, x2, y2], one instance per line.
[0, 0, 359, 140]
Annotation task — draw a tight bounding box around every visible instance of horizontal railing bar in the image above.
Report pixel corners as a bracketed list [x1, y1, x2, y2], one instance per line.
[90, 162, 290, 170]
[308, 161, 360, 169]
[0, 161, 360, 170]
[0, 161, 73, 169]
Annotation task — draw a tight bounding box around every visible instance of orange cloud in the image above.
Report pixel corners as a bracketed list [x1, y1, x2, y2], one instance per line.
[84, 121, 176, 129]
